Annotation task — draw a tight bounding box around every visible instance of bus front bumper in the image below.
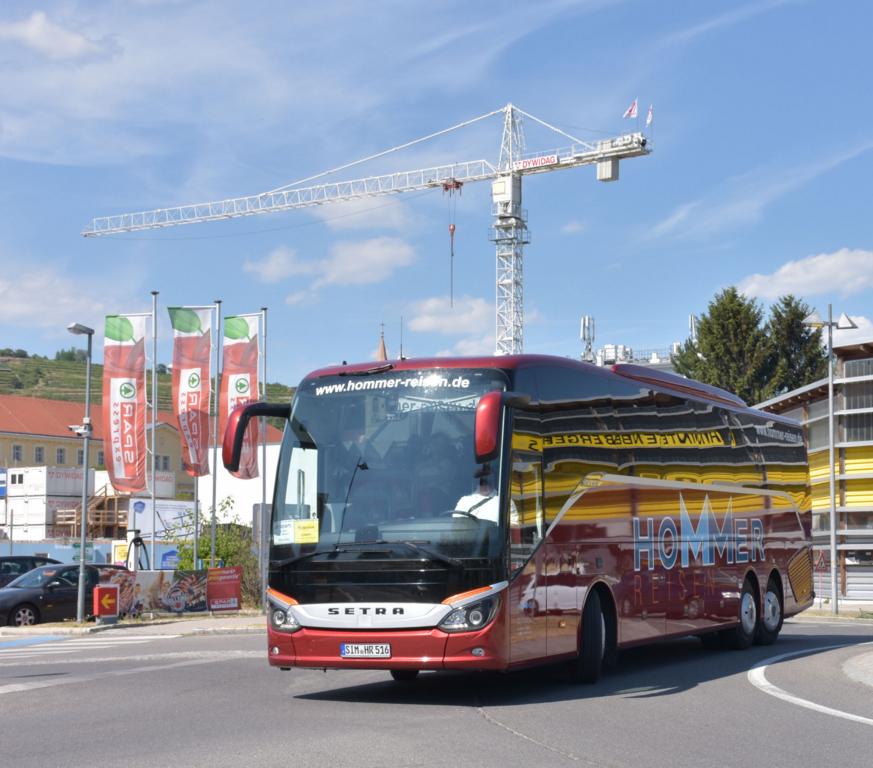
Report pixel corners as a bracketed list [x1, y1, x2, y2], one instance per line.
[267, 622, 508, 671]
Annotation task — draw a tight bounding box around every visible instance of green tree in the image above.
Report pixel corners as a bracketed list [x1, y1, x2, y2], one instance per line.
[54, 347, 87, 363]
[670, 337, 702, 380]
[680, 287, 771, 404]
[167, 497, 261, 606]
[764, 295, 827, 397]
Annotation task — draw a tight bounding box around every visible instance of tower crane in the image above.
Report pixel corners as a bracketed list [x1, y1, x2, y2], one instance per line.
[83, 104, 650, 354]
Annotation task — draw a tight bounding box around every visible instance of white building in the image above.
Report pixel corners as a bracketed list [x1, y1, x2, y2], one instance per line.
[2, 466, 93, 541]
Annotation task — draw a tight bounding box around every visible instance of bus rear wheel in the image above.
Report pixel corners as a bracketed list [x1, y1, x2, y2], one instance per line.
[755, 576, 783, 646]
[570, 589, 605, 684]
[724, 578, 757, 650]
[390, 669, 419, 682]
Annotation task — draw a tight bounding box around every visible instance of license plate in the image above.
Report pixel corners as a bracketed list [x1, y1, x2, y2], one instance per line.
[341, 643, 391, 658]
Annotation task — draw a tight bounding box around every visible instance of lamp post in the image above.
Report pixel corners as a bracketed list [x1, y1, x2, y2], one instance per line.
[68, 322, 94, 624]
[803, 305, 857, 615]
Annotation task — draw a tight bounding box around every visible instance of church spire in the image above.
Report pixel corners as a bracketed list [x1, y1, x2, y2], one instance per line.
[376, 322, 388, 361]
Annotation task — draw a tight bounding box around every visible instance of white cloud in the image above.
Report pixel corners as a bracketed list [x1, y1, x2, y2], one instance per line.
[738, 248, 873, 299]
[314, 237, 414, 288]
[561, 220, 587, 235]
[649, 142, 873, 241]
[277, 237, 415, 303]
[409, 295, 491, 335]
[306, 197, 412, 232]
[834, 316, 873, 347]
[650, 202, 698, 238]
[658, 0, 794, 48]
[0, 264, 127, 331]
[408, 295, 494, 355]
[0, 11, 104, 60]
[243, 246, 314, 283]
[0, 2, 605, 168]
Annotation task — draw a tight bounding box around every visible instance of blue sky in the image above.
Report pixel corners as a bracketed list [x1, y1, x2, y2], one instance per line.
[1, 0, 872, 386]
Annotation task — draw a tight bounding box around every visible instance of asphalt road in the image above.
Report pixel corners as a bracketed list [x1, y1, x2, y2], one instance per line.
[1, 621, 871, 768]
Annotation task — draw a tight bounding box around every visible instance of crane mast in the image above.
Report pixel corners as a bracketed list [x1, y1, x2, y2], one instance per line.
[83, 104, 650, 355]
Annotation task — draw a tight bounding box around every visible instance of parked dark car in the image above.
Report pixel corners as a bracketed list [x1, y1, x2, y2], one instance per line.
[0, 556, 62, 588]
[0, 563, 130, 626]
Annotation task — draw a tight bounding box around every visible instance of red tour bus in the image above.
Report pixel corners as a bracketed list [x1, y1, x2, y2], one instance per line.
[224, 355, 813, 683]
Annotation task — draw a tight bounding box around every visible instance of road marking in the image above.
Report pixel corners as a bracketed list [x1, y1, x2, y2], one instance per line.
[0, 650, 261, 695]
[0, 635, 64, 649]
[843, 652, 873, 690]
[0, 634, 179, 660]
[748, 642, 873, 727]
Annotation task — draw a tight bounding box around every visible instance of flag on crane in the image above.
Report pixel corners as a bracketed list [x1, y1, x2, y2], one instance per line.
[646, 104, 654, 127]
[622, 99, 638, 119]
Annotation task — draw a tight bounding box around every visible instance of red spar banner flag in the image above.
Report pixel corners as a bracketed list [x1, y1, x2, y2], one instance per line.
[168, 307, 213, 476]
[220, 314, 260, 479]
[103, 314, 148, 493]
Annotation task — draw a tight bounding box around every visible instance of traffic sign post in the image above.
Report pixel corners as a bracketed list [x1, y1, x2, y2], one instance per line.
[93, 583, 119, 625]
[72, 541, 95, 562]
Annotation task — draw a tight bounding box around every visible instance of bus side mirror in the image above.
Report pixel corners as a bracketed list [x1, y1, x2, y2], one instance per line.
[223, 402, 291, 472]
[475, 391, 531, 464]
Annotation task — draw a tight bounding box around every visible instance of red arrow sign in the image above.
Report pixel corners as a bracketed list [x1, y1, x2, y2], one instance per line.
[93, 585, 119, 617]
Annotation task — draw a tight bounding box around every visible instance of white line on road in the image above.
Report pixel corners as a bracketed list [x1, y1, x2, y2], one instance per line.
[0, 634, 180, 657]
[747, 642, 873, 727]
[0, 650, 261, 695]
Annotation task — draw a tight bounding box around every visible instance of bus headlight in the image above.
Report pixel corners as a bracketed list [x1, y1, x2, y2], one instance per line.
[269, 603, 301, 633]
[438, 597, 499, 633]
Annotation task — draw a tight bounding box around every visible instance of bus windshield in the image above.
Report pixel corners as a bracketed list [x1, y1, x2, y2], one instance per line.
[271, 368, 508, 563]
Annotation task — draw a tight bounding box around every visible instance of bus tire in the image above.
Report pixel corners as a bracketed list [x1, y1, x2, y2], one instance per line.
[570, 589, 605, 684]
[390, 669, 419, 682]
[724, 577, 757, 650]
[755, 575, 783, 646]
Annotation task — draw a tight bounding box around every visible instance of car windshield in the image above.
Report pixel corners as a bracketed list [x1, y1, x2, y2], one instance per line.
[6, 566, 72, 589]
[272, 368, 508, 562]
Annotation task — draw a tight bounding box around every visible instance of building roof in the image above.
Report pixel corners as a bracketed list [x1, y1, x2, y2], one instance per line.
[0, 393, 176, 441]
[0, 394, 284, 443]
[755, 377, 828, 413]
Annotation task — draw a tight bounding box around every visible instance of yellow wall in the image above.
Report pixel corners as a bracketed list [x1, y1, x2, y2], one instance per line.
[0, 433, 105, 470]
[1, 424, 190, 499]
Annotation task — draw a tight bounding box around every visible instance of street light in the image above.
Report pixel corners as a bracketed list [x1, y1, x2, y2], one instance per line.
[67, 322, 94, 624]
[803, 305, 857, 615]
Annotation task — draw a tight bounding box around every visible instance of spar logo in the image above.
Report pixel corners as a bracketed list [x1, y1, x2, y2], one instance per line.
[119, 382, 137, 399]
[633, 495, 765, 571]
[187, 372, 201, 389]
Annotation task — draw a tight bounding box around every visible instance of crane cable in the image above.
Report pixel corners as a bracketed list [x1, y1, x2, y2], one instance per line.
[443, 179, 462, 307]
[267, 107, 505, 194]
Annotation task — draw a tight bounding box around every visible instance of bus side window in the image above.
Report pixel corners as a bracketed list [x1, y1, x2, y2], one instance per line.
[509, 452, 543, 572]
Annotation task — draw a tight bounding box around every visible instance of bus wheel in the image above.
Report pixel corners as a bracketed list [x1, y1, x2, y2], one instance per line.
[755, 576, 783, 646]
[570, 589, 605, 684]
[390, 669, 419, 682]
[724, 578, 757, 650]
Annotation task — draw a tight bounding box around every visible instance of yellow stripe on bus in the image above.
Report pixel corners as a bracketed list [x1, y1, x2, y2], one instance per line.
[513, 430, 727, 452]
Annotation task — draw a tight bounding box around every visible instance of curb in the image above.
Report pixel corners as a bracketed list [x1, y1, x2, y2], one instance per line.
[0, 616, 267, 638]
[789, 614, 873, 626]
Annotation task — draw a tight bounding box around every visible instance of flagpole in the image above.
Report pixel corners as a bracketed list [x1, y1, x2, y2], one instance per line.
[150, 290, 158, 570]
[211, 299, 222, 568]
[193, 475, 199, 569]
[260, 306, 268, 607]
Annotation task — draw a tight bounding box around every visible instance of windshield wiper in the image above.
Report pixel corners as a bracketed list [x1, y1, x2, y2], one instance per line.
[270, 549, 335, 568]
[336, 363, 394, 377]
[351, 539, 464, 571]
